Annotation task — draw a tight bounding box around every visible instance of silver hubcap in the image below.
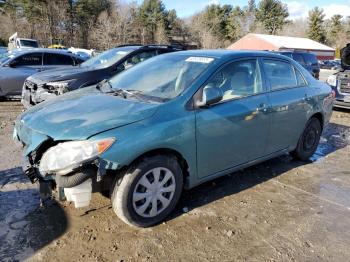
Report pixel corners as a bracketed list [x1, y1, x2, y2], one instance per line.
[132, 167, 176, 218]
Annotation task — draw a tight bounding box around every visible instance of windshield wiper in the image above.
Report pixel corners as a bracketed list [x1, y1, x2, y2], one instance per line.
[97, 81, 151, 103]
[112, 88, 148, 102]
[96, 79, 112, 92]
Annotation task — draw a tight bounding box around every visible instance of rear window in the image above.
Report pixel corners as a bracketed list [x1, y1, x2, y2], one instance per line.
[263, 59, 297, 90]
[44, 53, 74, 65]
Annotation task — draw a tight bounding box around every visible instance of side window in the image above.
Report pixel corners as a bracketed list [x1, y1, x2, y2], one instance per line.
[14, 53, 42, 66]
[44, 53, 74, 65]
[206, 59, 263, 102]
[295, 68, 307, 86]
[292, 53, 306, 66]
[74, 57, 84, 65]
[122, 50, 157, 69]
[262, 59, 297, 90]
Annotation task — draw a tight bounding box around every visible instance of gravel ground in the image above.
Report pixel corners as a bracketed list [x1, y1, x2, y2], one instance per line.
[0, 100, 350, 262]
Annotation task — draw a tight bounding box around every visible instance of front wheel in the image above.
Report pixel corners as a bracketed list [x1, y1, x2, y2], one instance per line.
[111, 155, 183, 227]
[291, 117, 322, 161]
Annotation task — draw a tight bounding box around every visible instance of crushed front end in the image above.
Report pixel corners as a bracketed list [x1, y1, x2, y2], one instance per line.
[13, 118, 118, 208]
[21, 79, 70, 109]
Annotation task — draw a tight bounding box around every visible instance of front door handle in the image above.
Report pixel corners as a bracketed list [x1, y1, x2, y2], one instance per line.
[256, 103, 269, 113]
[303, 94, 312, 101]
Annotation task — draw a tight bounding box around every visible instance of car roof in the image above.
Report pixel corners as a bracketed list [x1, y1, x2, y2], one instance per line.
[8, 48, 82, 58]
[277, 51, 316, 56]
[172, 49, 294, 61]
[115, 44, 185, 52]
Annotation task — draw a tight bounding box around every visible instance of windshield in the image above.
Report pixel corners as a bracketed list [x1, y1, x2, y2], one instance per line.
[19, 40, 39, 48]
[109, 53, 215, 100]
[80, 47, 136, 69]
[0, 52, 14, 65]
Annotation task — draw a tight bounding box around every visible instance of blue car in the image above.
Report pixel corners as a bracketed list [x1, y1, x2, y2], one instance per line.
[14, 50, 334, 227]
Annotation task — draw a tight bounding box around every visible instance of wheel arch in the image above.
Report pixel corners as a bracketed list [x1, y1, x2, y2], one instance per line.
[127, 148, 190, 188]
[310, 112, 324, 130]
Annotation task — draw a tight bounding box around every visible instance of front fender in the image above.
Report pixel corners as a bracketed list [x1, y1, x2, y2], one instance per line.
[91, 109, 197, 187]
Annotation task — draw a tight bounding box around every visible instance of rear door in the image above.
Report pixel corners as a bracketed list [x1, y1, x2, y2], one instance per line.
[2, 52, 43, 95]
[195, 58, 271, 178]
[262, 58, 309, 153]
[43, 53, 75, 70]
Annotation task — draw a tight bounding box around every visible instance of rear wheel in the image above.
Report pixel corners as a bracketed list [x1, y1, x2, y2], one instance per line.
[111, 155, 183, 227]
[291, 117, 322, 161]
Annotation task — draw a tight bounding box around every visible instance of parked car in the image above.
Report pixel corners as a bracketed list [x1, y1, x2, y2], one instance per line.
[0, 49, 85, 98]
[0, 46, 7, 55]
[320, 60, 341, 70]
[21, 44, 184, 108]
[277, 51, 320, 79]
[327, 43, 350, 109]
[68, 47, 95, 60]
[14, 50, 333, 227]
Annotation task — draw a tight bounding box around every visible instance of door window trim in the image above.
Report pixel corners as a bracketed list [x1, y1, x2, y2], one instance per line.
[43, 52, 75, 66]
[193, 57, 269, 108]
[261, 57, 308, 93]
[14, 52, 44, 67]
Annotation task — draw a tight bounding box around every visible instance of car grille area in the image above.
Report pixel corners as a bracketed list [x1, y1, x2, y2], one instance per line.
[339, 72, 350, 94]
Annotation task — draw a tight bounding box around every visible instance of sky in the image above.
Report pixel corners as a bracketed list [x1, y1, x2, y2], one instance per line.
[125, 0, 350, 19]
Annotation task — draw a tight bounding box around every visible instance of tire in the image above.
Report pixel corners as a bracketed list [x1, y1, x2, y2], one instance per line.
[111, 155, 183, 227]
[291, 117, 322, 161]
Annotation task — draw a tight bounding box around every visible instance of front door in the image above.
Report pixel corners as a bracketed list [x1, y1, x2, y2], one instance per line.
[195, 58, 271, 178]
[4, 52, 43, 95]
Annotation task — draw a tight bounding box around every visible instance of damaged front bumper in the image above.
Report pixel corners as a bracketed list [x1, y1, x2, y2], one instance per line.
[21, 80, 59, 108]
[14, 121, 120, 208]
[22, 156, 117, 207]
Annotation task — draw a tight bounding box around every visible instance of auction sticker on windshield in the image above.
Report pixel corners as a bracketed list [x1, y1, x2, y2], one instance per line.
[185, 57, 214, 63]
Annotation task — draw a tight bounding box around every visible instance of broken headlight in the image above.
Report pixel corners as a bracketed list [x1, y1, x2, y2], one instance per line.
[39, 138, 115, 175]
[46, 79, 76, 94]
[326, 75, 337, 87]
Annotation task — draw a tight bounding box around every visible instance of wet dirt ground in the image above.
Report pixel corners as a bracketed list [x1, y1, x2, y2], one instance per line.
[0, 100, 350, 262]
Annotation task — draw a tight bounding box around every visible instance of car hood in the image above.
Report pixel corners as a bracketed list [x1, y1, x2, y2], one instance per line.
[341, 44, 350, 70]
[28, 66, 100, 84]
[19, 87, 159, 140]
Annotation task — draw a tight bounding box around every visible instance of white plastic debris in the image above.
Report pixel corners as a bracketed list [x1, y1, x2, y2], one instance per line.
[64, 179, 92, 208]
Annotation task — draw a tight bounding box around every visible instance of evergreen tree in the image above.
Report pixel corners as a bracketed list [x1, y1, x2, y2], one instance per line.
[138, 0, 167, 43]
[330, 14, 343, 40]
[307, 7, 326, 43]
[202, 4, 232, 41]
[226, 6, 243, 41]
[75, 0, 111, 48]
[256, 0, 289, 35]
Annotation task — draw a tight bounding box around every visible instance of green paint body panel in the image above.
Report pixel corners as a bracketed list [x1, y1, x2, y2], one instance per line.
[14, 50, 334, 189]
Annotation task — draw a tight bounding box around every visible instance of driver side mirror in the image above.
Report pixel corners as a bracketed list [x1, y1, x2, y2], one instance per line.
[196, 85, 223, 108]
[8, 60, 18, 68]
[115, 64, 125, 72]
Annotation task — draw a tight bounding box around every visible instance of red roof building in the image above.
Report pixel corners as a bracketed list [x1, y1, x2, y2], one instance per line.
[227, 33, 335, 60]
